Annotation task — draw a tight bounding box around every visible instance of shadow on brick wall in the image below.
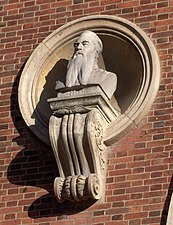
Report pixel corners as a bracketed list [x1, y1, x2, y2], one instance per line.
[7, 61, 95, 219]
[161, 175, 173, 225]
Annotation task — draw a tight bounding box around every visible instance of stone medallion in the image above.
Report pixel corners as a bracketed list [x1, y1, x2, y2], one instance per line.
[18, 15, 161, 146]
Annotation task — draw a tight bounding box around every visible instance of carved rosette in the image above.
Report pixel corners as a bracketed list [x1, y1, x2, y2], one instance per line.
[48, 85, 118, 202]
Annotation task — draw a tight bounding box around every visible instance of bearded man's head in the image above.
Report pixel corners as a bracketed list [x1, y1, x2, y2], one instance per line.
[65, 31, 103, 87]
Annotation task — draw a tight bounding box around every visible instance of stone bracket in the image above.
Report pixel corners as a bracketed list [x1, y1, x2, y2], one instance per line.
[48, 85, 119, 202]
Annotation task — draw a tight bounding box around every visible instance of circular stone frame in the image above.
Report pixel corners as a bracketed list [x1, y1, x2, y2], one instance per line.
[18, 15, 160, 146]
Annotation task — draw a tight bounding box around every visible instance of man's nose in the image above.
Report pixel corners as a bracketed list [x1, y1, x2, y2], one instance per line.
[77, 43, 83, 50]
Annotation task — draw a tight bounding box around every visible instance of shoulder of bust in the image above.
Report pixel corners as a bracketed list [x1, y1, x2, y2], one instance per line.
[97, 69, 117, 80]
[95, 68, 116, 74]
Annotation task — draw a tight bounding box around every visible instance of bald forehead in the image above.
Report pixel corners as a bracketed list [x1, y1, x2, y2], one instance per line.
[76, 31, 103, 53]
[77, 32, 96, 42]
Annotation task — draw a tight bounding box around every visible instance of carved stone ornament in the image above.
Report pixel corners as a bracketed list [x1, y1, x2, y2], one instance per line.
[47, 29, 121, 202]
[18, 16, 161, 203]
[48, 85, 119, 202]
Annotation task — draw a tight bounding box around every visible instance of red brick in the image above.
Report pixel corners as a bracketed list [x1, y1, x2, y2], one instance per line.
[144, 177, 167, 185]
[127, 173, 150, 181]
[129, 219, 140, 225]
[101, 0, 121, 5]
[142, 217, 161, 224]
[4, 3, 23, 10]
[93, 215, 111, 223]
[106, 221, 128, 225]
[124, 212, 148, 220]
[84, 6, 105, 13]
[5, 213, 16, 220]
[0, 220, 22, 225]
[75, 217, 88, 224]
[109, 168, 132, 176]
[51, 1, 72, 7]
[126, 186, 149, 194]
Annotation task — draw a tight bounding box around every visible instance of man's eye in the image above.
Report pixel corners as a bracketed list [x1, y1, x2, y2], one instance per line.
[83, 41, 89, 46]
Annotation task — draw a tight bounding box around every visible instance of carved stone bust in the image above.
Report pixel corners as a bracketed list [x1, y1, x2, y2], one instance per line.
[55, 30, 117, 100]
[48, 31, 121, 203]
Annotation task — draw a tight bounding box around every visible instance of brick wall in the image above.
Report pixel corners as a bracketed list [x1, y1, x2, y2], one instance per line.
[0, 0, 173, 224]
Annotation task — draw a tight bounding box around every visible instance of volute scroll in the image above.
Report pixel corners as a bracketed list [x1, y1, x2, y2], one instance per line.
[48, 84, 120, 203]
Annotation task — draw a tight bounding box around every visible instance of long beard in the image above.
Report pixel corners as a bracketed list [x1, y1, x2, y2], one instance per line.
[65, 52, 95, 87]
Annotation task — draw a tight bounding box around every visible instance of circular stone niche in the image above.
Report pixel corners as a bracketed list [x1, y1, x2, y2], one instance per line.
[18, 15, 160, 146]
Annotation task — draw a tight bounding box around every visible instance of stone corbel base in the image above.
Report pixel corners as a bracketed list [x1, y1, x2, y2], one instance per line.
[48, 85, 119, 202]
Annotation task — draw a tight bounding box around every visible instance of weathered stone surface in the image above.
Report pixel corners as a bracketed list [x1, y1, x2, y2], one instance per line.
[48, 86, 119, 202]
[167, 193, 173, 225]
[18, 16, 160, 147]
[56, 30, 117, 100]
